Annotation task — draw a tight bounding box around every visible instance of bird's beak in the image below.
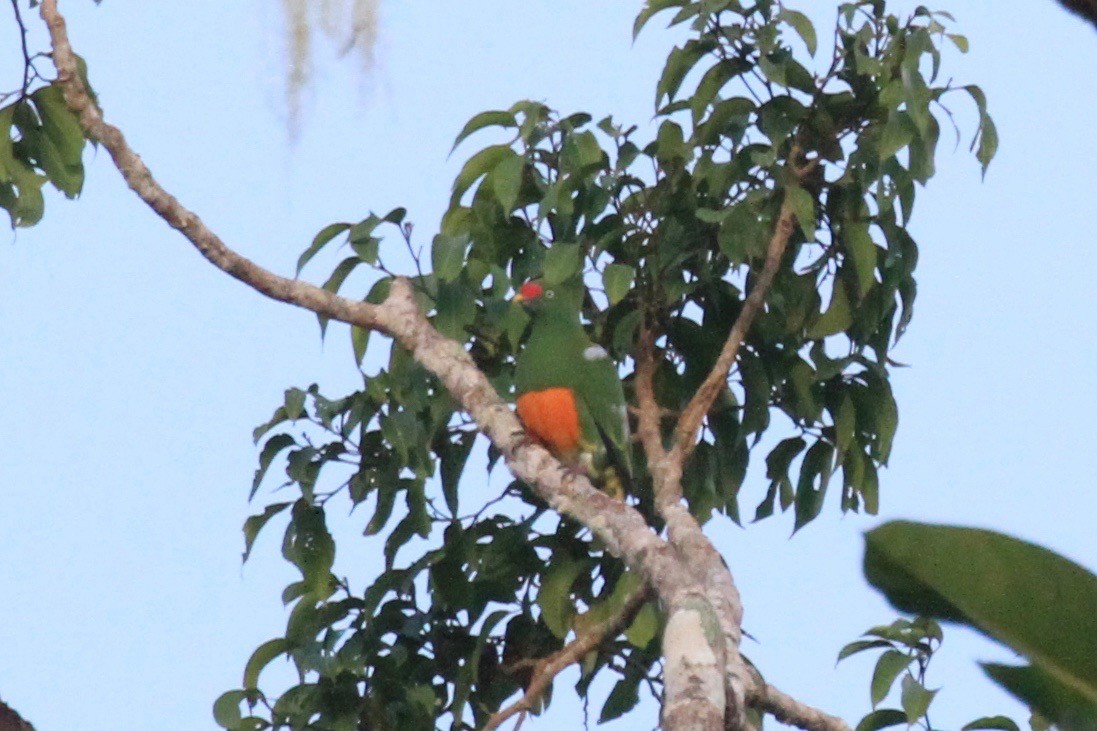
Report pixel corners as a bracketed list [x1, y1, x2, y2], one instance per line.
[512, 293, 526, 303]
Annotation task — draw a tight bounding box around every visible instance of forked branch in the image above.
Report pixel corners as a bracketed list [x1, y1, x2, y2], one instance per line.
[36, 4, 849, 730]
[670, 190, 799, 466]
[483, 585, 652, 731]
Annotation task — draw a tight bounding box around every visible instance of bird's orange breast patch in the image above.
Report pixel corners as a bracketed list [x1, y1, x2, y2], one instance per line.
[516, 387, 581, 461]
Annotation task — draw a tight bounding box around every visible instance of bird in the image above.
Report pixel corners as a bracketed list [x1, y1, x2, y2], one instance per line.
[512, 277, 632, 499]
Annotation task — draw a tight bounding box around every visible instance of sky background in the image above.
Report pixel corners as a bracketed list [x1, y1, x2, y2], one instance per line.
[1, 1, 1095, 730]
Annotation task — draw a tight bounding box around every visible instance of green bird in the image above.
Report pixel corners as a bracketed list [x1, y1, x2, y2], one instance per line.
[512, 278, 632, 499]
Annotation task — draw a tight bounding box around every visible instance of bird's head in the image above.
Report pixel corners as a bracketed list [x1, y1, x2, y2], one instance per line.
[512, 279, 584, 315]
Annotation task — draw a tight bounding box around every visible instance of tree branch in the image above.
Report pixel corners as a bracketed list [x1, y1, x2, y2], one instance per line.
[670, 190, 798, 468]
[37, 0, 394, 338]
[34, 5, 787, 730]
[748, 681, 852, 731]
[36, 0, 696, 666]
[483, 585, 652, 731]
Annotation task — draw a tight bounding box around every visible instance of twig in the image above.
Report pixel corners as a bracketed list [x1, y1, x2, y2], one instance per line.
[9, 0, 33, 99]
[483, 584, 652, 731]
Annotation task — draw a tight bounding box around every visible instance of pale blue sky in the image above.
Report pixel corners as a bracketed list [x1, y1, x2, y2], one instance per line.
[1, 2, 1094, 730]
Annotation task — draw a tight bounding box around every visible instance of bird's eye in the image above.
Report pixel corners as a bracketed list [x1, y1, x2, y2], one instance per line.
[545, 290, 555, 299]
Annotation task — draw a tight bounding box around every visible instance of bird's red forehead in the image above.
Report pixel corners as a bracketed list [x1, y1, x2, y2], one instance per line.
[519, 282, 543, 300]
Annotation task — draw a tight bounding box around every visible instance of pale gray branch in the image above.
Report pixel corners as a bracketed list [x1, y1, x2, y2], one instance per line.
[749, 681, 853, 731]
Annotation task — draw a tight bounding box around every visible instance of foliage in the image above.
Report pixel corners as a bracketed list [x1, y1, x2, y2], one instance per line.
[0, 80, 89, 227]
[839, 616, 1022, 731]
[220, 1, 995, 728]
[864, 521, 1097, 730]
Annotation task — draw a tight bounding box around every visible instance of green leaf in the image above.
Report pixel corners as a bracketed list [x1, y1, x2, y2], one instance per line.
[0, 106, 16, 185]
[243, 638, 293, 691]
[252, 433, 296, 498]
[320, 256, 362, 302]
[865, 522, 1097, 711]
[625, 601, 660, 648]
[837, 638, 894, 663]
[655, 119, 687, 164]
[600, 676, 641, 722]
[871, 650, 911, 706]
[757, 436, 805, 521]
[603, 263, 635, 305]
[900, 674, 936, 722]
[833, 393, 856, 455]
[856, 709, 908, 731]
[844, 224, 877, 296]
[787, 185, 815, 242]
[807, 280, 852, 338]
[780, 9, 817, 55]
[451, 110, 516, 152]
[451, 144, 513, 204]
[491, 152, 525, 212]
[286, 501, 335, 596]
[243, 502, 292, 562]
[656, 41, 707, 107]
[381, 409, 424, 464]
[213, 690, 248, 728]
[718, 196, 768, 263]
[793, 439, 834, 531]
[365, 483, 397, 536]
[975, 115, 998, 176]
[351, 325, 370, 366]
[283, 387, 306, 420]
[878, 112, 916, 161]
[633, 0, 687, 39]
[538, 558, 583, 638]
[542, 243, 582, 285]
[963, 85, 998, 175]
[434, 280, 477, 340]
[982, 664, 1097, 731]
[30, 86, 80, 160]
[431, 233, 469, 282]
[962, 717, 1021, 731]
[435, 431, 474, 516]
[947, 34, 970, 53]
[758, 55, 787, 87]
[297, 223, 350, 275]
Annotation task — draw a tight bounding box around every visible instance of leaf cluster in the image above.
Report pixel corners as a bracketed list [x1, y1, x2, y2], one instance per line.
[230, 1, 997, 727]
[840, 616, 1023, 731]
[0, 80, 88, 227]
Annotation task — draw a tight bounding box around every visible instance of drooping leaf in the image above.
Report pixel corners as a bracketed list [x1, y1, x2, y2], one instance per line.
[452, 110, 517, 152]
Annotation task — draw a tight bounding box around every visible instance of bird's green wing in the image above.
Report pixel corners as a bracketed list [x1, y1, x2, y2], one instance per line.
[573, 343, 633, 480]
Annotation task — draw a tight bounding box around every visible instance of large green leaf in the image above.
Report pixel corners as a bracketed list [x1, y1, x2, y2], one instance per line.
[865, 521, 1097, 723]
[982, 663, 1097, 731]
